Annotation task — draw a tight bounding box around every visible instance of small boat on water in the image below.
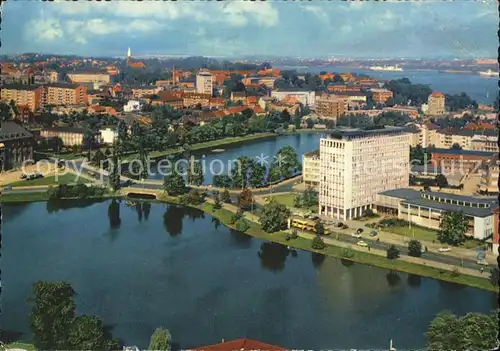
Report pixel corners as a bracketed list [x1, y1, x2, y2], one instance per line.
[212, 148, 225, 153]
[479, 69, 498, 77]
[125, 201, 137, 207]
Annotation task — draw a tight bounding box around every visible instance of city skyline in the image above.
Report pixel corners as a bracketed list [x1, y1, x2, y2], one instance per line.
[1, 1, 497, 59]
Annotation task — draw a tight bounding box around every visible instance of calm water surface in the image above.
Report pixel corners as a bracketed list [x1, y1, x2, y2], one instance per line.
[2, 201, 496, 349]
[150, 133, 323, 184]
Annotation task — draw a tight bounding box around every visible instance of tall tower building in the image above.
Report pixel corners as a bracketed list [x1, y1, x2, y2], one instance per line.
[196, 71, 213, 96]
[319, 127, 410, 220]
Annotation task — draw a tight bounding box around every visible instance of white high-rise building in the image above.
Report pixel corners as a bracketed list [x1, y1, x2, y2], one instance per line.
[196, 71, 213, 96]
[319, 127, 410, 220]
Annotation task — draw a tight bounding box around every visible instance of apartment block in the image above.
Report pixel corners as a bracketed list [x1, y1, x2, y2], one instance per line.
[43, 83, 88, 106]
[271, 90, 316, 108]
[67, 72, 111, 84]
[479, 154, 499, 194]
[303, 150, 320, 187]
[427, 92, 445, 115]
[0, 84, 43, 111]
[196, 71, 213, 96]
[319, 128, 410, 220]
[370, 88, 393, 104]
[315, 95, 348, 121]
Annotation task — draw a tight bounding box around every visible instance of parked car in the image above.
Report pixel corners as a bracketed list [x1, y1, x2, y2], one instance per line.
[370, 231, 377, 237]
[357, 240, 368, 247]
[356, 228, 364, 234]
[438, 247, 451, 252]
[477, 260, 489, 266]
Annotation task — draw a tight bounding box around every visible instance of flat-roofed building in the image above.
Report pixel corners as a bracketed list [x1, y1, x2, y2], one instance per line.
[196, 71, 213, 96]
[303, 149, 320, 187]
[315, 95, 348, 121]
[0, 84, 44, 111]
[40, 127, 86, 146]
[43, 83, 88, 106]
[370, 88, 393, 104]
[376, 188, 497, 240]
[470, 134, 498, 153]
[431, 148, 495, 175]
[319, 127, 410, 220]
[427, 92, 446, 115]
[271, 90, 316, 108]
[67, 72, 111, 84]
[478, 154, 499, 194]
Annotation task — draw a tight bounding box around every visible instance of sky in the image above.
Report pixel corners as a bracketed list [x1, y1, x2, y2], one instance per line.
[1, 0, 498, 59]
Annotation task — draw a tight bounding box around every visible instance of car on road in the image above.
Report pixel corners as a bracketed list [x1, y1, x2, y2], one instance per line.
[477, 260, 489, 266]
[438, 247, 451, 252]
[370, 231, 377, 237]
[357, 240, 368, 247]
[351, 233, 362, 238]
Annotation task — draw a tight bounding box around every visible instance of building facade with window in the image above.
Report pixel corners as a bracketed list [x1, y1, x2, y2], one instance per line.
[376, 188, 497, 240]
[319, 127, 410, 220]
[0, 122, 34, 172]
[303, 149, 320, 187]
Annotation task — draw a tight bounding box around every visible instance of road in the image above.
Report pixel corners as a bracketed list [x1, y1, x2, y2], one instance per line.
[327, 229, 482, 271]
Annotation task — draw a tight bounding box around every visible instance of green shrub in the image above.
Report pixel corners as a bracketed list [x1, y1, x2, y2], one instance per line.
[386, 245, 400, 260]
[341, 247, 355, 259]
[289, 228, 298, 239]
[311, 235, 326, 250]
[235, 219, 250, 232]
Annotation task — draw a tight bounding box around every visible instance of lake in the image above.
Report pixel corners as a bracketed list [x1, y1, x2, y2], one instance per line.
[149, 132, 323, 184]
[2, 200, 496, 349]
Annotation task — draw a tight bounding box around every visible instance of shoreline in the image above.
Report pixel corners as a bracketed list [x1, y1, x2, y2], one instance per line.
[1, 191, 496, 292]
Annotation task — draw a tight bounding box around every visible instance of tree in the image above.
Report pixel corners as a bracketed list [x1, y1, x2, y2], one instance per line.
[249, 162, 266, 188]
[108, 146, 121, 191]
[221, 189, 232, 203]
[258, 200, 291, 233]
[274, 146, 301, 179]
[426, 311, 498, 351]
[311, 235, 326, 250]
[386, 245, 400, 259]
[489, 267, 499, 286]
[187, 158, 204, 186]
[164, 169, 186, 196]
[435, 174, 448, 189]
[408, 239, 422, 257]
[451, 143, 462, 150]
[437, 211, 467, 245]
[92, 149, 105, 167]
[213, 174, 232, 188]
[213, 193, 222, 210]
[237, 188, 254, 211]
[314, 219, 325, 236]
[148, 328, 172, 351]
[28, 281, 120, 351]
[29, 281, 76, 350]
[68, 315, 120, 351]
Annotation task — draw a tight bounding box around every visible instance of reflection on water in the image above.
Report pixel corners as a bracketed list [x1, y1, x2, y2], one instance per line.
[311, 252, 326, 268]
[386, 271, 402, 288]
[2, 200, 496, 349]
[258, 242, 290, 271]
[407, 274, 422, 288]
[229, 229, 252, 249]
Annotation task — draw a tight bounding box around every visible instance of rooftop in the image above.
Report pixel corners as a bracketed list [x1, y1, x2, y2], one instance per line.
[0, 122, 33, 142]
[191, 338, 286, 351]
[325, 126, 407, 140]
[431, 148, 495, 157]
[379, 188, 497, 218]
[304, 149, 320, 158]
[1, 83, 41, 91]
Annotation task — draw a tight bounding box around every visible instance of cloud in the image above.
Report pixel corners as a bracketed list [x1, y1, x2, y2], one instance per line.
[2, 1, 497, 58]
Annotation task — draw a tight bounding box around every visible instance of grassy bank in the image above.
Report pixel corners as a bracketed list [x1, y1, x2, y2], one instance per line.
[123, 132, 276, 163]
[157, 196, 496, 293]
[9, 174, 90, 188]
[0, 342, 36, 351]
[0, 191, 51, 203]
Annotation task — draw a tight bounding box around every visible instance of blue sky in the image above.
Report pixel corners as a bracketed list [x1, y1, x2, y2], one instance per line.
[2, 1, 498, 59]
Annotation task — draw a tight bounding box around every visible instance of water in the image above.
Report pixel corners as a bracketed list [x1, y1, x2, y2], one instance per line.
[278, 65, 497, 105]
[150, 133, 323, 184]
[2, 201, 496, 349]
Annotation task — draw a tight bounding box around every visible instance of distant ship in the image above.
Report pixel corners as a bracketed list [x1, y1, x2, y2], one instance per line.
[368, 65, 403, 72]
[479, 69, 498, 77]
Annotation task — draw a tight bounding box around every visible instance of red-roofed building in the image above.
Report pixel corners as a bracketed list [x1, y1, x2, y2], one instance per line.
[463, 121, 496, 131]
[246, 96, 258, 106]
[191, 338, 287, 351]
[427, 92, 445, 115]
